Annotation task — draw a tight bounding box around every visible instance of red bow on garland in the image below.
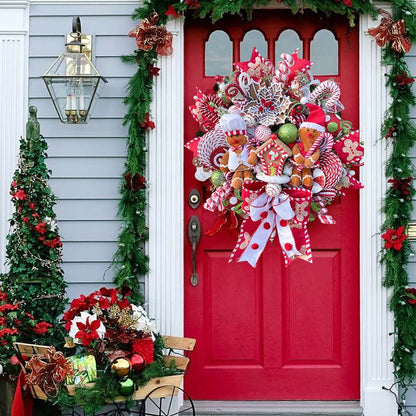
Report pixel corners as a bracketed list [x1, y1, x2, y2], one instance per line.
[368, 9, 412, 54]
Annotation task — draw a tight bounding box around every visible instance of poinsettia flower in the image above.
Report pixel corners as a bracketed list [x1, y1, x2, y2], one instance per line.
[382, 226, 407, 250]
[33, 321, 52, 335]
[396, 71, 414, 86]
[35, 222, 47, 234]
[131, 305, 155, 334]
[75, 318, 103, 346]
[12, 189, 27, 200]
[388, 177, 413, 196]
[68, 311, 106, 346]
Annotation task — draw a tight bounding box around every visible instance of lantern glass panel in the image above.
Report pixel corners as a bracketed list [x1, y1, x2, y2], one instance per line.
[43, 52, 106, 124]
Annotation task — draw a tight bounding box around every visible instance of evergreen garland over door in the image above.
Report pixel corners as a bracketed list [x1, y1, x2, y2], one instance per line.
[184, 10, 359, 400]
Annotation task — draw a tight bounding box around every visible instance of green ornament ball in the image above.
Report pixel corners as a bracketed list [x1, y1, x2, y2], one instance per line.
[327, 121, 338, 133]
[211, 170, 225, 187]
[119, 377, 135, 396]
[277, 123, 298, 144]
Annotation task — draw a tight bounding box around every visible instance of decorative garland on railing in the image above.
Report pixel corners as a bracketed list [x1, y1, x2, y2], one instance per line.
[118, 0, 416, 407]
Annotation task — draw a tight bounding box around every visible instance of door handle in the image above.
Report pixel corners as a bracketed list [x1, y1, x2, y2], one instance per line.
[188, 216, 201, 286]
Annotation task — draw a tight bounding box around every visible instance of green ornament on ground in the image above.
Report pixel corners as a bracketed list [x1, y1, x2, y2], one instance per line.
[119, 377, 135, 396]
[211, 170, 225, 187]
[277, 123, 298, 143]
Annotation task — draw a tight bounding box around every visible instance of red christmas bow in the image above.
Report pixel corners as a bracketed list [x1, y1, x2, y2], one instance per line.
[368, 9, 412, 54]
[25, 347, 72, 397]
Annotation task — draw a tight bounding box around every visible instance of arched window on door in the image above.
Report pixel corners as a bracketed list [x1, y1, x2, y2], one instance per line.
[240, 29, 267, 61]
[205, 30, 232, 76]
[275, 29, 303, 66]
[310, 29, 338, 75]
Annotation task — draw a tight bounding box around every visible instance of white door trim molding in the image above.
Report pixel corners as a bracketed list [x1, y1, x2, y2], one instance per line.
[359, 7, 397, 416]
[0, 2, 29, 274]
[148, 9, 395, 416]
[148, 17, 185, 337]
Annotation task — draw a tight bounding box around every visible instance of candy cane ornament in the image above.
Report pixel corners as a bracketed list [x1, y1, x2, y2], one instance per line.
[309, 80, 343, 113]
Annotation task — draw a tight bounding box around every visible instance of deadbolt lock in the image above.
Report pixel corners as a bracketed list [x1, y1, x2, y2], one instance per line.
[188, 189, 201, 209]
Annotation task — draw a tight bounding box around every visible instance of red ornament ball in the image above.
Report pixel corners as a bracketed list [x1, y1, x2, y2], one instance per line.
[130, 354, 146, 372]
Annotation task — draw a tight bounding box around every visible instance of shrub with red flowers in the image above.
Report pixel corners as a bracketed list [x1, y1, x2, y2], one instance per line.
[0, 107, 67, 378]
[0, 286, 57, 377]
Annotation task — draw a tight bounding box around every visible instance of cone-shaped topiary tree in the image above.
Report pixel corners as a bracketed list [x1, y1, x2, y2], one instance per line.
[0, 106, 67, 377]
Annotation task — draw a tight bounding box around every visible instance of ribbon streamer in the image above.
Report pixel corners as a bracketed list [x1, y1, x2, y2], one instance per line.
[230, 190, 304, 267]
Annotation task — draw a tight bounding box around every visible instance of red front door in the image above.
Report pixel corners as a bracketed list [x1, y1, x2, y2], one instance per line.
[184, 10, 359, 400]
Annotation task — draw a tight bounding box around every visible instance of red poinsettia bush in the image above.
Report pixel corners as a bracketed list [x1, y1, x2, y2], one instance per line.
[63, 287, 155, 365]
[0, 285, 54, 377]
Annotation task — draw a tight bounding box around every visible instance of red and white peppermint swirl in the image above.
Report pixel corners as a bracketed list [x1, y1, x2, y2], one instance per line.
[309, 80, 341, 113]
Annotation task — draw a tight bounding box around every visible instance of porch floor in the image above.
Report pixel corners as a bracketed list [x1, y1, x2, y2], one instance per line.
[182, 401, 363, 416]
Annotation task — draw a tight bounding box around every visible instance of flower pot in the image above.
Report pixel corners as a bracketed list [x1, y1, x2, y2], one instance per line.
[0, 376, 15, 416]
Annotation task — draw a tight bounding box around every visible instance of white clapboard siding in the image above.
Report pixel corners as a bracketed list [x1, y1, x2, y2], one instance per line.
[28, 2, 140, 301]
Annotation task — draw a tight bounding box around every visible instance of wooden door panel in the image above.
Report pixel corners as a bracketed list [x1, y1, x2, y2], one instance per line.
[184, 9, 359, 400]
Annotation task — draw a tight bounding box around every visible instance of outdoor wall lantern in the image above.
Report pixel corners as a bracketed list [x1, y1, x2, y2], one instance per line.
[42, 17, 107, 124]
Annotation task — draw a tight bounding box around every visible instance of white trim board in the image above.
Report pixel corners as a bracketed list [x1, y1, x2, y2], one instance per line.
[147, 9, 397, 416]
[0, 1, 29, 275]
[28, 0, 139, 4]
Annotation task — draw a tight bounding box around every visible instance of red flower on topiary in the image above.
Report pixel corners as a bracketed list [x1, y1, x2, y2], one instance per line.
[12, 189, 27, 200]
[35, 222, 47, 234]
[75, 317, 103, 346]
[382, 226, 407, 250]
[33, 321, 52, 335]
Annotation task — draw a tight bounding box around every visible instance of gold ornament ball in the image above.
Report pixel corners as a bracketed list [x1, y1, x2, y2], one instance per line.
[111, 358, 131, 378]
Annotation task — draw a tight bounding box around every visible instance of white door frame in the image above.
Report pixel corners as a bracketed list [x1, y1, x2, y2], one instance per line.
[148, 8, 397, 415]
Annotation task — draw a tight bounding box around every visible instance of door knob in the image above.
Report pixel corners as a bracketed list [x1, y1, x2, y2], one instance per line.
[188, 216, 201, 286]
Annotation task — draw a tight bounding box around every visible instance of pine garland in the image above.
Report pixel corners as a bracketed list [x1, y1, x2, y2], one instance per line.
[118, 0, 416, 409]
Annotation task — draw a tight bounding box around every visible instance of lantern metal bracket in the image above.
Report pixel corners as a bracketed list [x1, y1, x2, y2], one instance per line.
[66, 17, 92, 61]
